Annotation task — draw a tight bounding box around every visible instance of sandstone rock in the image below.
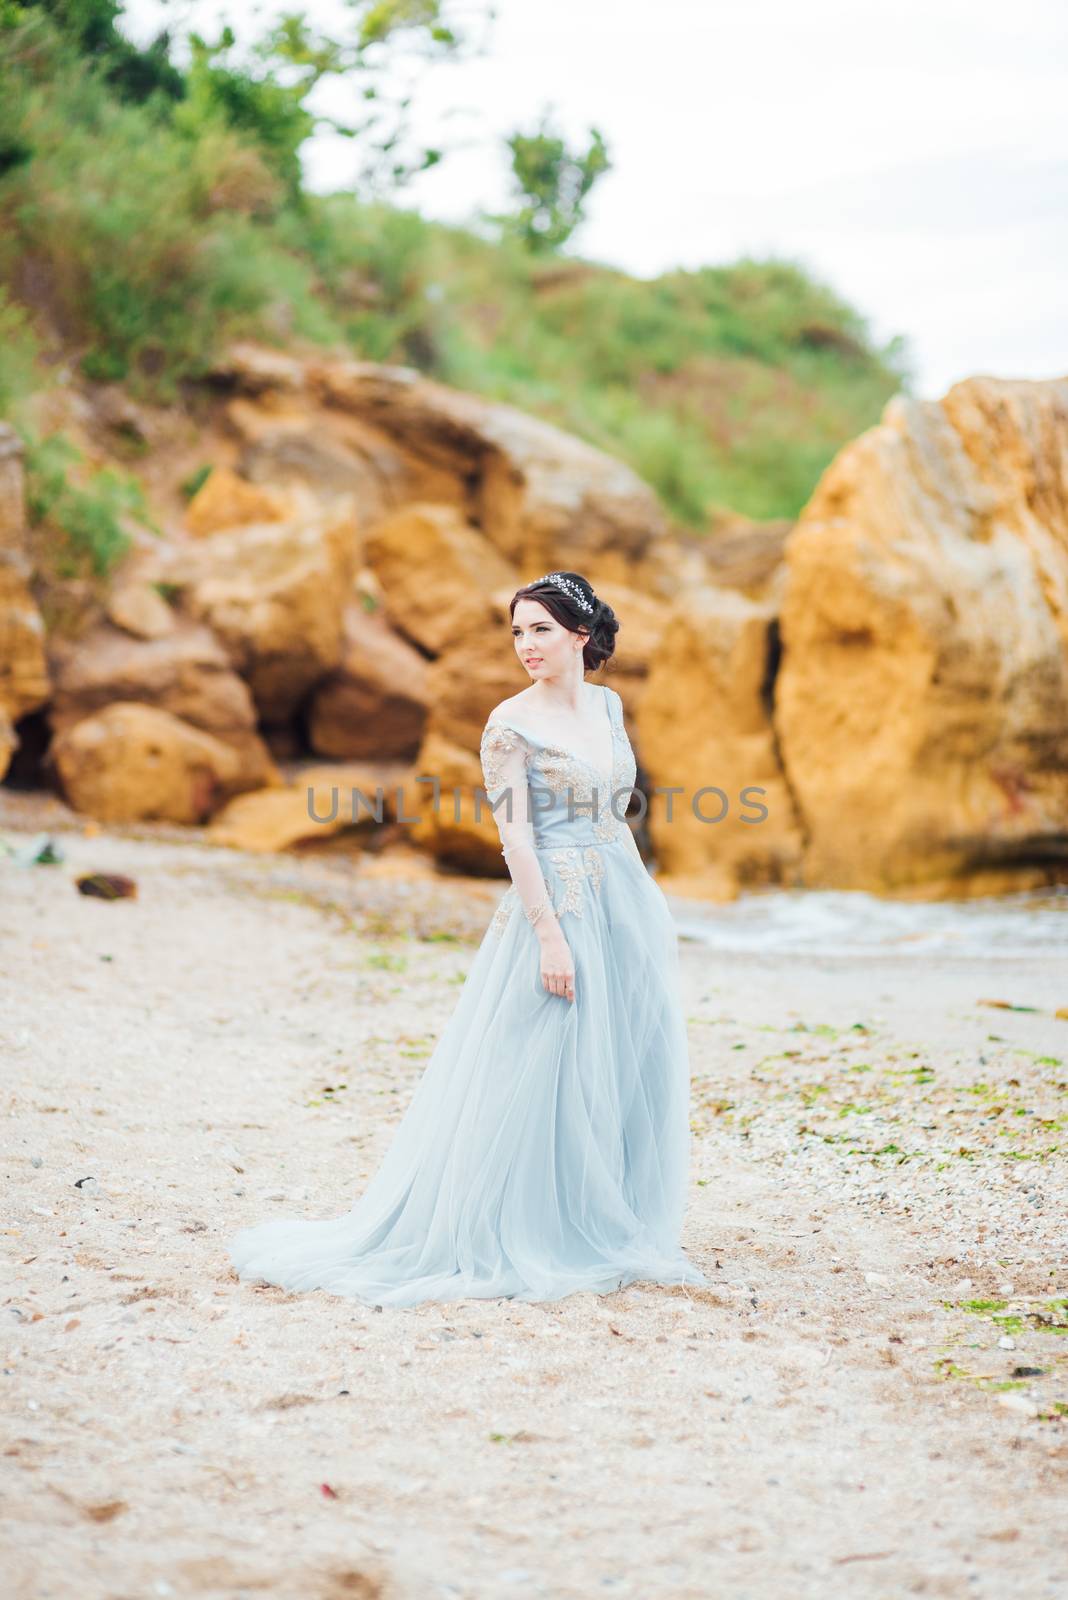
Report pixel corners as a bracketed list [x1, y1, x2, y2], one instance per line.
[235, 407, 464, 532]
[303, 358, 666, 581]
[162, 508, 360, 721]
[105, 581, 178, 640]
[776, 375, 1068, 891]
[702, 511, 794, 597]
[0, 707, 14, 778]
[210, 345, 673, 591]
[0, 425, 50, 781]
[184, 466, 292, 538]
[591, 581, 674, 690]
[364, 503, 518, 656]
[210, 342, 308, 394]
[206, 758, 413, 852]
[633, 536, 709, 605]
[0, 424, 28, 542]
[422, 623, 527, 753]
[407, 729, 502, 873]
[0, 548, 48, 737]
[307, 604, 430, 760]
[47, 622, 278, 792]
[50, 702, 243, 823]
[639, 586, 803, 898]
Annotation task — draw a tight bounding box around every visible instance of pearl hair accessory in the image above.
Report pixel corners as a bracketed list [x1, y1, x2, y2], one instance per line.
[529, 572, 595, 614]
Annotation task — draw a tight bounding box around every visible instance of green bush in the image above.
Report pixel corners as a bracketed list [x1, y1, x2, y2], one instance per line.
[0, 286, 39, 418]
[0, 29, 339, 394]
[24, 431, 156, 577]
[0, 6, 912, 525]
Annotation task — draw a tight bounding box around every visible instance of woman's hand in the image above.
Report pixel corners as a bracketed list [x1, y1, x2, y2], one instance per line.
[538, 923, 575, 1003]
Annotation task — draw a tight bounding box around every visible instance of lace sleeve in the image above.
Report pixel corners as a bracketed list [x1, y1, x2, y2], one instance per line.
[479, 722, 560, 934]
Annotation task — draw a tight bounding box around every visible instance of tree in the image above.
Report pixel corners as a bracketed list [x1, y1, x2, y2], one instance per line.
[498, 108, 610, 254]
[3, 2, 493, 200]
[181, 2, 493, 200]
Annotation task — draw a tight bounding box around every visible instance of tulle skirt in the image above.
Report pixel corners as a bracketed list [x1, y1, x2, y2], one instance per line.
[226, 841, 707, 1307]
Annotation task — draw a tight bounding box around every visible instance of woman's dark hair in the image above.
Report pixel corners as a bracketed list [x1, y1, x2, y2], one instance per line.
[510, 571, 619, 674]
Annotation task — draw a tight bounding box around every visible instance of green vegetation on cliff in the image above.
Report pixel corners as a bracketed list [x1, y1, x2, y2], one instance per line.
[0, 1, 911, 527]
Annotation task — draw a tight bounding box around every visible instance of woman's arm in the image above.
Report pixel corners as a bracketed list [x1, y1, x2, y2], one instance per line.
[480, 721, 576, 1002]
[479, 722, 560, 937]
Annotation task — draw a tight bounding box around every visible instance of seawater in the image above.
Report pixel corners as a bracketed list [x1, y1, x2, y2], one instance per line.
[669, 886, 1068, 957]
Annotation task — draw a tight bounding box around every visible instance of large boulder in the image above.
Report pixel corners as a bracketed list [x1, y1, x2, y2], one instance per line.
[47, 622, 278, 791]
[49, 701, 243, 823]
[104, 580, 180, 641]
[364, 502, 519, 656]
[216, 343, 498, 538]
[701, 510, 794, 599]
[209, 343, 308, 394]
[158, 507, 360, 722]
[406, 729, 503, 873]
[591, 581, 675, 696]
[206, 757, 414, 852]
[421, 619, 527, 754]
[308, 359, 667, 584]
[639, 586, 803, 900]
[0, 426, 50, 780]
[233, 403, 465, 532]
[775, 376, 1068, 892]
[211, 348, 672, 588]
[184, 466, 292, 538]
[307, 603, 430, 760]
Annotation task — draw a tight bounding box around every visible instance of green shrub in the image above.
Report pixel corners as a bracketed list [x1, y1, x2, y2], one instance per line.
[0, 7, 912, 525]
[24, 431, 157, 577]
[0, 287, 39, 418]
[0, 36, 339, 395]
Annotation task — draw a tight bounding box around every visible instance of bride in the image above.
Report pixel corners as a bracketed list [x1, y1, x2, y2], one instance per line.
[227, 570, 707, 1305]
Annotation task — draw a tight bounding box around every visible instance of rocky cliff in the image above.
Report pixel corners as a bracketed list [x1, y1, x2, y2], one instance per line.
[3, 357, 1066, 899]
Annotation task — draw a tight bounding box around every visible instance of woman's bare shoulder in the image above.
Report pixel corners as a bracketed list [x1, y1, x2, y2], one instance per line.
[486, 688, 535, 723]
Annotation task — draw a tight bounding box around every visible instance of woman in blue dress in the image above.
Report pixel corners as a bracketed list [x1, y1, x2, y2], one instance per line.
[227, 570, 707, 1305]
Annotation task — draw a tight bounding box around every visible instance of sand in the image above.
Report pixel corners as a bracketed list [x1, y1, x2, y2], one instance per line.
[2, 795, 1066, 1600]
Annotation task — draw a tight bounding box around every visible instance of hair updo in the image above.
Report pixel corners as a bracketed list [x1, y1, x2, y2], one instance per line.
[510, 571, 619, 674]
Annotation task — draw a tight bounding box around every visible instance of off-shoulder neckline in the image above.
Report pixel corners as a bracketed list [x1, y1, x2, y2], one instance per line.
[485, 683, 619, 786]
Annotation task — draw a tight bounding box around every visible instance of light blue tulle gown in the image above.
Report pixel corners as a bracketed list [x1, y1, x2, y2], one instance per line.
[226, 682, 707, 1306]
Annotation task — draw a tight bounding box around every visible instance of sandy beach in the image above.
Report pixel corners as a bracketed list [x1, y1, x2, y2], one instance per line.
[2, 795, 1066, 1600]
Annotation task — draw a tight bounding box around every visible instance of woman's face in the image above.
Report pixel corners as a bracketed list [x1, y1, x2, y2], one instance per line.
[511, 598, 587, 681]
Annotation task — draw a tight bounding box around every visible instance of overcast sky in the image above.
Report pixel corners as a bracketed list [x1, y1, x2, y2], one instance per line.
[128, 0, 1068, 397]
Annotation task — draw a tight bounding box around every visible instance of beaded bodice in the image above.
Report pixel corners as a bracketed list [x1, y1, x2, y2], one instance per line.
[480, 685, 638, 855]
